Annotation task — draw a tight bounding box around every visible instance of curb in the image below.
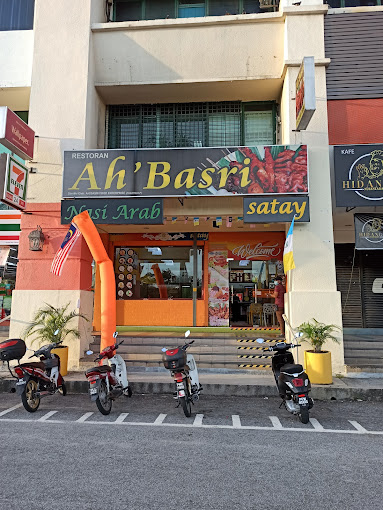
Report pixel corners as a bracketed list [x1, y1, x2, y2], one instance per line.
[1, 378, 382, 402]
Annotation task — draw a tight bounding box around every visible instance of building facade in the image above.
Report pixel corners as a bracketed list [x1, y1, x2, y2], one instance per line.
[1, 0, 348, 372]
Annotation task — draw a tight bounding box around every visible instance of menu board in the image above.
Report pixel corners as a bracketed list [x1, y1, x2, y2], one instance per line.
[115, 248, 140, 300]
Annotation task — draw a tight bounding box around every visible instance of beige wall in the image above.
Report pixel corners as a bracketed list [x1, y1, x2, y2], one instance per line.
[10, 290, 94, 370]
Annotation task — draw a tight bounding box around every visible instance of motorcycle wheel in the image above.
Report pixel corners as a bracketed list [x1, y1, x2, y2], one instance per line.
[180, 395, 192, 417]
[299, 406, 310, 424]
[58, 382, 67, 396]
[95, 380, 112, 415]
[21, 379, 40, 413]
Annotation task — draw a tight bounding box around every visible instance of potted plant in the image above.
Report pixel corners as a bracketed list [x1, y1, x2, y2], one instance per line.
[23, 303, 88, 376]
[298, 319, 341, 384]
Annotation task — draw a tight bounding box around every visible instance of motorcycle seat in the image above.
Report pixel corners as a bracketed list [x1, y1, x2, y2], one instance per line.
[280, 363, 304, 375]
[19, 361, 45, 370]
[85, 365, 112, 375]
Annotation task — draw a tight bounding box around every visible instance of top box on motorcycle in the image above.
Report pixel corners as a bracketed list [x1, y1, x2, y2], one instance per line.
[0, 338, 26, 361]
[162, 348, 187, 370]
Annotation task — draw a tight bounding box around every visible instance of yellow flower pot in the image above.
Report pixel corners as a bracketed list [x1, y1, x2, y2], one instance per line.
[304, 350, 332, 385]
[52, 345, 68, 376]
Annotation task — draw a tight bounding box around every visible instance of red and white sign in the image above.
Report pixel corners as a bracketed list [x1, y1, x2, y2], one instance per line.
[0, 107, 34, 160]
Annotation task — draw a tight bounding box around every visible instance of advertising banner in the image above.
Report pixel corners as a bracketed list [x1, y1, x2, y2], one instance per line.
[355, 214, 383, 250]
[243, 195, 309, 223]
[334, 144, 383, 207]
[210, 232, 285, 261]
[296, 57, 316, 131]
[0, 154, 28, 210]
[208, 251, 229, 326]
[62, 145, 308, 198]
[61, 198, 163, 225]
[0, 107, 34, 160]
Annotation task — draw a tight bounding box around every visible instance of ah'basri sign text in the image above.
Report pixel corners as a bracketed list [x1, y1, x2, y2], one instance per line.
[62, 146, 308, 199]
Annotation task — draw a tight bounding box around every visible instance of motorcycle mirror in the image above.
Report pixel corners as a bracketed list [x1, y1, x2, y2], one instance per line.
[86, 350, 93, 355]
[161, 347, 167, 352]
[256, 338, 265, 343]
[185, 330, 191, 338]
[294, 332, 303, 338]
[54, 329, 60, 336]
[113, 331, 118, 338]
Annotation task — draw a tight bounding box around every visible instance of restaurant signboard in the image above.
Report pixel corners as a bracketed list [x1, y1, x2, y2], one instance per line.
[61, 198, 163, 224]
[334, 144, 383, 207]
[0, 107, 34, 160]
[243, 195, 309, 223]
[355, 213, 383, 250]
[62, 145, 308, 199]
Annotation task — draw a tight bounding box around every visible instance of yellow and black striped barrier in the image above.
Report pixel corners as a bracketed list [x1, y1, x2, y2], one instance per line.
[237, 354, 273, 359]
[238, 364, 271, 369]
[237, 338, 274, 343]
[238, 345, 271, 351]
[231, 327, 279, 331]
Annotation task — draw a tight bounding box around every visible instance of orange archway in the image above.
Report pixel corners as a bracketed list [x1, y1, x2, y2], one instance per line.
[73, 211, 115, 350]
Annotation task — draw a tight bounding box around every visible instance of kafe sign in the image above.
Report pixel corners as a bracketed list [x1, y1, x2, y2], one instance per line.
[355, 213, 383, 249]
[62, 145, 308, 198]
[0, 107, 34, 160]
[243, 195, 309, 223]
[61, 198, 163, 225]
[0, 154, 28, 210]
[296, 57, 316, 131]
[335, 144, 383, 206]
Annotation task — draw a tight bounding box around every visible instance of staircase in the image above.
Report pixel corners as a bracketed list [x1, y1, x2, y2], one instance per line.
[80, 330, 279, 371]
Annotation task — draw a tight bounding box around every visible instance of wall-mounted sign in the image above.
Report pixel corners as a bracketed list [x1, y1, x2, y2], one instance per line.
[334, 144, 383, 206]
[61, 198, 163, 225]
[243, 195, 309, 223]
[0, 107, 34, 160]
[0, 154, 28, 210]
[296, 57, 316, 131]
[62, 145, 308, 199]
[142, 232, 209, 241]
[355, 214, 383, 250]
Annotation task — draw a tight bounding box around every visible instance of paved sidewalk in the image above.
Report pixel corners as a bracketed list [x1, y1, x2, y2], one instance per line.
[1, 367, 382, 401]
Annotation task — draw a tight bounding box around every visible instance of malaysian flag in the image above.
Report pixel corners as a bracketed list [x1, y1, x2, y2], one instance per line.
[51, 223, 82, 276]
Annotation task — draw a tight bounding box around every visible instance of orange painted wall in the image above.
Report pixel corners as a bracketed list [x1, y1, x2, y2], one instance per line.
[16, 204, 92, 291]
[328, 99, 383, 145]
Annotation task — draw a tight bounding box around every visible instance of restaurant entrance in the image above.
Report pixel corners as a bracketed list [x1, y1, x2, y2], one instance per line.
[229, 258, 283, 327]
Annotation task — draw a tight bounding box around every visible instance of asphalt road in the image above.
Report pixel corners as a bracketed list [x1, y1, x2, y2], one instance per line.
[0, 393, 382, 510]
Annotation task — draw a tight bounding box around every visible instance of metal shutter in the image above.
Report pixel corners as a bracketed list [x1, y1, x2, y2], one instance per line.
[335, 244, 363, 328]
[360, 251, 383, 328]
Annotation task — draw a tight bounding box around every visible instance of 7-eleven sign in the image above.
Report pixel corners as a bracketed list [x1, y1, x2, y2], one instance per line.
[3, 155, 28, 210]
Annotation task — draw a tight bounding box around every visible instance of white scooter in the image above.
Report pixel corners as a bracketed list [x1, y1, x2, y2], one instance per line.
[85, 332, 132, 415]
[162, 331, 202, 417]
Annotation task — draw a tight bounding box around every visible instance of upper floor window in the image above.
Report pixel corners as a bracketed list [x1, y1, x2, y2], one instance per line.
[107, 101, 275, 149]
[113, 0, 277, 22]
[0, 0, 35, 31]
[326, 0, 381, 6]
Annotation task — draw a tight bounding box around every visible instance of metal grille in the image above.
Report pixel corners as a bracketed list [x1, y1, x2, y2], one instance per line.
[108, 102, 273, 149]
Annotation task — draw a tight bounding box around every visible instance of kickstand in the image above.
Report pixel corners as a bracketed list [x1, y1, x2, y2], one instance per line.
[279, 400, 285, 409]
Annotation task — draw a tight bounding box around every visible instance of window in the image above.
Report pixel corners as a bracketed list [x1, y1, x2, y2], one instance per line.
[326, 0, 380, 6]
[115, 246, 203, 299]
[114, 0, 276, 21]
[0, 0, 35, 31]
[108, 102, 275, 149]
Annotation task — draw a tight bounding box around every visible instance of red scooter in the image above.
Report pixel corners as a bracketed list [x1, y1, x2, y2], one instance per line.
[0, 333, 67, 413]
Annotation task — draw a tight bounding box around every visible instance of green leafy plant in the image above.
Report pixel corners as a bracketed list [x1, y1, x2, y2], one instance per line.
[23, 303, 88, 346]
[298, 319, 341, 353]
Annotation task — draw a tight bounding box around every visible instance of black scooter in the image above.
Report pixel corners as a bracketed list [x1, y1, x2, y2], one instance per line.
[256, 338, 313, 424]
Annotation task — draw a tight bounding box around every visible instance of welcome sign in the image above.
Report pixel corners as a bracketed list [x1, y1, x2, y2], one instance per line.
[62, 145, 308, 198]
[61, 198, 163, 225]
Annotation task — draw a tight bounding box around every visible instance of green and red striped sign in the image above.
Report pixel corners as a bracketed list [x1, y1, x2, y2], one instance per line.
[0, 209, 21, 245]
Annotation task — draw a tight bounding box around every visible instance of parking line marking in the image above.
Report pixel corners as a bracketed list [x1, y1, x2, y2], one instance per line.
[349, 420, 368, 433]
[193, 414, 204, 426]
[0, 416, 382, 435]
[114, 413, 129, 424]
[76, 412, 93, 423]
[269, 416, 283, 429]
[310, 418, 324, 431]
[37, 411, 58, 422]
[0, 404, 23, 416]
[153, 414, 167, 425]
[232, 415, 241, 428]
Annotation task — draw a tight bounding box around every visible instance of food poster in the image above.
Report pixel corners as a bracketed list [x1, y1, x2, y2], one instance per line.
[208, 251, 230, 326]
[115, 248, 139, 300]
